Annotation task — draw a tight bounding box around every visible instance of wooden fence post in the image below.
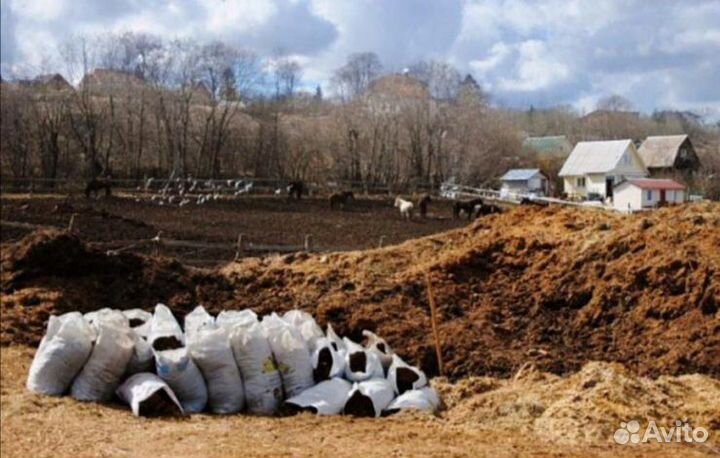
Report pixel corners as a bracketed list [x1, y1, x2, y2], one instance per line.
[378, 235, 386, 248]
[67, 213, 77, 233]
[234, 234, 245, 260]
[304, 234, 313, 252]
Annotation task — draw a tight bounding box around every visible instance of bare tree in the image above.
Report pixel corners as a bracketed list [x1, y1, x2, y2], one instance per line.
[596, 94, 634, 112]
[332, 52, 383, 100]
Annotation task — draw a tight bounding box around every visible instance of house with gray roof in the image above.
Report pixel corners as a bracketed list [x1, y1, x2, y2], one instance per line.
[637, 135, 701, 176]
[559, 139, 648, 200]
[500, 169, 548, 196]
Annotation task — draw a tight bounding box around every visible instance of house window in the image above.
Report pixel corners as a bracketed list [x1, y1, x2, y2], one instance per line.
[577, 177, 586, 187]
[646, 190, 653, 200]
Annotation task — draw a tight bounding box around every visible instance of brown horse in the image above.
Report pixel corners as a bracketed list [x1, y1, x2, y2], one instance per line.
[417, 194, 431, 218]
[329, 191, 355, 209]
[85, 178, 112, 198]
[287, 181, 305, 200]
[453, 198, 483, 220]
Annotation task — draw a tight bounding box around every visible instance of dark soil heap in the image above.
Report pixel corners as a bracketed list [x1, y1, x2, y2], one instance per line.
[2, 204, 719, 380]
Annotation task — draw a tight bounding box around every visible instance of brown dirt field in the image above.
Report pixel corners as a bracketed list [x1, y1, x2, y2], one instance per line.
[2, 203, 718, 380]
[0, 194, 466, 264]
[2, 347, 717, 457]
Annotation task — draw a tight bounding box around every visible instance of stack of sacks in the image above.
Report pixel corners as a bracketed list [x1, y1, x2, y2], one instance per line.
[26, 305, 440, 418]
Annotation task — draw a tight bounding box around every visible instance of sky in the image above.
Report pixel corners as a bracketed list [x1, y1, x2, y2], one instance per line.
[1, 0, 719, 115]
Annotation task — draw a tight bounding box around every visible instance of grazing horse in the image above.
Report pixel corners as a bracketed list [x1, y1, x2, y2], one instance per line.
[287, 181, 305, 200]
[520, 197, 549, 207]
[394, 197, 414, 220]
[85, 177, 112, 198]
[474, 203, 502, 217]
[453, 198, 484, 220]
[417, 194, 431, 218]
[329, 191, 355, 209]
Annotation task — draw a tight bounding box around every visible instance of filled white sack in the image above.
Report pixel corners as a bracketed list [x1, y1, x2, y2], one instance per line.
[384, 387, 440, 415]
[188, 326, 245, 414]
[117, 373, 184, 417]
[216, 309, 258, 332]
[122, 309, 152, 338]
[155, 347, 207, 413]
[125, 331, 154, 376]
[71, 322, 135, 402]
[343, 378, 395, 417]
[26, 312, 94, 396]
[325, 324, 345, 352]
[283, 378, 352, 416]
[362, 330, 394, 371]
[229, 322, 283, 415]
[387, 354, 427, 395]
[184, 305, 215, 342]
[262, 313, 314, 398]
[282, 310, 324, 351]
[343, 338, 383, 382]
[149, 304, 185, 351]
[311, 337, 345, 382]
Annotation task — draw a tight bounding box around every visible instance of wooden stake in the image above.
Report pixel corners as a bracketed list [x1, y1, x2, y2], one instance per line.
[378, 235, 386, 248]
[67, 213, 77, 232]
[234, 233, 245, 260]
[304, 234, 313, 252]
[424, 271, 444, 376]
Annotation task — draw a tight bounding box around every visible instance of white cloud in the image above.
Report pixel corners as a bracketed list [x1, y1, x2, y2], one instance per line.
[496, 40, 569, 92]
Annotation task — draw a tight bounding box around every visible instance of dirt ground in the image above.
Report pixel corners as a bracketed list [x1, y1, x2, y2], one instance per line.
[0, 194, 467, 265]
[2, 346, 717, 458]
[1, 197, 719, 457]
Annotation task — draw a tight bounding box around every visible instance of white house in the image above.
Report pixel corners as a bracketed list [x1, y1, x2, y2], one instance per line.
[613, 178, 686, 212]
[559, 139, 648, 200]
[499, 169, 548, 196]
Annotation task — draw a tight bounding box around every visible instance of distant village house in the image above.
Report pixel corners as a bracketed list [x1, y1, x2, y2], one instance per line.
[500, 169, 548, 196]
[613, 178, 686, 212]
[559, 139, 648, 200]
[637, 134, 701, 176]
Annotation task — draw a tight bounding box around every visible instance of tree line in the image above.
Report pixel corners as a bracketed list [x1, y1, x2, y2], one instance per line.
[1, 32, 718, 196]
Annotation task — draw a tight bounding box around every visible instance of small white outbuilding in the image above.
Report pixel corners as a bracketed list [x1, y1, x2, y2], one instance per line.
[613, 178, 686, 212]
[499, 169, 548, 196]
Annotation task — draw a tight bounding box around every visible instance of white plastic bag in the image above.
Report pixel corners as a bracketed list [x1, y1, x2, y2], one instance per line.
[384, 387, 440, 414]
[343, 338, 383, 382]
[26, 312, 94, 396]
[362, 330, 394, 370]
[387, 354, 427, 395]
[123, 309, 152, 338]
[229, 322, 283, 415]
[71, 322, 135, 402]
[263, 314, 314, 398]
[116, 373, 184, 417]
[282, 310, 324, 351]
[283, 378, 352, 416]
[311, 337, 345, 382]
[326, 324, 345, 352]
[125, 331, 154, 376]
[149, 304, 185, 351]
[343, 378, 394, 417]
[155, 347, 207, 413]
[216, 309, 258, 331]
[188, 326, 245, 414]
[184, 305, 215, 341]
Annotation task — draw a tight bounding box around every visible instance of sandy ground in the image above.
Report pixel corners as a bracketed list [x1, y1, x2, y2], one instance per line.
[2, 347, 717, 458]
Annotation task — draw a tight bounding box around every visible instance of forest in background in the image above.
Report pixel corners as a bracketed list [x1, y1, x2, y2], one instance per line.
[1, 32, 718, 197]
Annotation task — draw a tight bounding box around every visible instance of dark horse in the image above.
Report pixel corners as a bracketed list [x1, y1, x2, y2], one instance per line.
[329, 191, 355, 209]
[475, 203, 502, 217]
[453, 198, 484, 220]
[85, 177, 112, 198]
[417, 194, 432, 218]
[287, 181, 305, 200]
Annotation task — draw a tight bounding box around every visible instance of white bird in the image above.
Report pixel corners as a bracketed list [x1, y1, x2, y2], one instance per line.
[275, 188, 282, 195]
